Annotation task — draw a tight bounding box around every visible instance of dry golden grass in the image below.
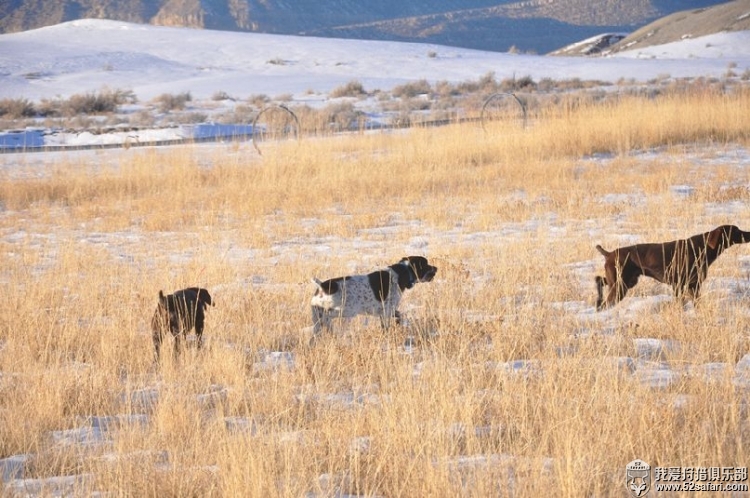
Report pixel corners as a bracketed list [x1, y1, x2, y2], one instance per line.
[1, 88, 750, 496]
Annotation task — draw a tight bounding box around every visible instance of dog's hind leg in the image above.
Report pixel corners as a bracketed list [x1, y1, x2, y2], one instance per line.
[173, 332, 183, 358]
[595, 276, 607, 310]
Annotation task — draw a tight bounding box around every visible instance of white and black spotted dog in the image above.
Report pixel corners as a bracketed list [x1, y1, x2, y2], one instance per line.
[311, 256, 437, 335]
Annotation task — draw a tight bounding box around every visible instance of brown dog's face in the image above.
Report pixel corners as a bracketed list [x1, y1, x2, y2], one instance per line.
[708, 225, 750, 249]
[401, 256, 438, 283]
[727, 225, 750, 245]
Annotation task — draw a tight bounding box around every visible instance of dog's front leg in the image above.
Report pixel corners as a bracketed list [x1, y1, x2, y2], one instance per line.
[173, 332, 182, 358]
[194, 313, 205, 350]
[311, 305, 331, 335]
[379, 310, 399, 330]
[675, 280, 702, 307]
[152, 330, 163, 362]
[595, 276, 625, 310]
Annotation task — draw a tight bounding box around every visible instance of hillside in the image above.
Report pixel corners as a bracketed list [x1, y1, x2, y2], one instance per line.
[0, 0, 730, 53]
[549, 0, 750, 56]
[609, 0, 750, 53]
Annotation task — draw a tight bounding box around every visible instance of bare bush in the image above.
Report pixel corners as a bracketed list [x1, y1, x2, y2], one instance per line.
[214, 104, 257, 124]
[392, 79, 432, 99]
[153, 91, 192, 113]
[0, 98, 36, 119]
[173, 112, 209, 124]
[212, 91, 234, 101]
[330, 80, 367, 98]
[62, 88, 135, 116]
[247, 94, 271, 108]
[322, 101, 362, 131]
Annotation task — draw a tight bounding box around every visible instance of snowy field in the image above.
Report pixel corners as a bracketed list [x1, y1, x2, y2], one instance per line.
[1, 19, 750, 497]
[3, 138, 750, 496]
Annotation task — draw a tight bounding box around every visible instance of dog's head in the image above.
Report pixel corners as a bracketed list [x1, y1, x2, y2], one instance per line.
[392, 256, 437, 290]
[707, 225, 750, 250]
[192, 287, 214, 309]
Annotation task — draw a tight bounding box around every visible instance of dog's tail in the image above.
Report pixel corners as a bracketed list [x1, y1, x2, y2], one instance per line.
[595, 244, 610, 257]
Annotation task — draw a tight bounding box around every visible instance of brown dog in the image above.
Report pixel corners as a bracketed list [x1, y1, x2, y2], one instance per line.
[595, 225, 750, 310]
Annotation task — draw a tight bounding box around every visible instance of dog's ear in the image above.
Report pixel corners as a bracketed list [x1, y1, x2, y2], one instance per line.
[314, 278, 340, 295]
[707, 227, 725, 250]
[391, 263, 416, 290]
[198, 288, 213, 307]
[158, 290, 167, 305]
[401, 256, 426, 273]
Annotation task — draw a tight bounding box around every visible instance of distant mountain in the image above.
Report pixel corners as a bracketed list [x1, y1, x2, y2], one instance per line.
[0, 0, 733, 53]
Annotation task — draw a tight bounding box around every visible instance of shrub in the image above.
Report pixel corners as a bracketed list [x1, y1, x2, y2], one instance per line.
[323, 101, 362, 131]
[330, 80, 366, 98]
[212, 91, 234, 101]
[60, 88, 135, 116]
[499, 75, 536, 92]
[128, 110, 156, 128]
[0, 98, 36, 118]
[392, 79, 432, 99]
[455, 72, 497, 95]
[173, 112, 208, 124]
[37, 98, 61, 117]
[154, 92, 192, 113]
[247, 94, 270, 108]
[434, 80, 459, 98]
[216, 104, 256, 124]
[536, 78, 556, 92]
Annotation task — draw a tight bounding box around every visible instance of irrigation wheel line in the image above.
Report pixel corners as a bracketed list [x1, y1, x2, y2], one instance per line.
[480, 92, 528, 132]
[252, 104, 301, 155]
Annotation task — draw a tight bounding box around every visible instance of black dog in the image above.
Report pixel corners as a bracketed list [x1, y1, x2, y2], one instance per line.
[151, 287, 213, 360]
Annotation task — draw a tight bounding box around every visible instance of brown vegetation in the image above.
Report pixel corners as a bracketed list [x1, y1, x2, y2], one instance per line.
[1, 87, 749, 496]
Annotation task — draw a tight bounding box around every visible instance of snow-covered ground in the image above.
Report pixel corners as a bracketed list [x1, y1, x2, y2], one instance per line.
[2, 140, 750, 495]
[2, 20, 750, 496]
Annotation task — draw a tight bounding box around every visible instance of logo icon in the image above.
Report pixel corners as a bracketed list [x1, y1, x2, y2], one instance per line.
[626, 459, 651, 497]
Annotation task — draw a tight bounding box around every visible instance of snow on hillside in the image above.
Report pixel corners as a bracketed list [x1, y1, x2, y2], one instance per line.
[1, 19, 749, 104]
